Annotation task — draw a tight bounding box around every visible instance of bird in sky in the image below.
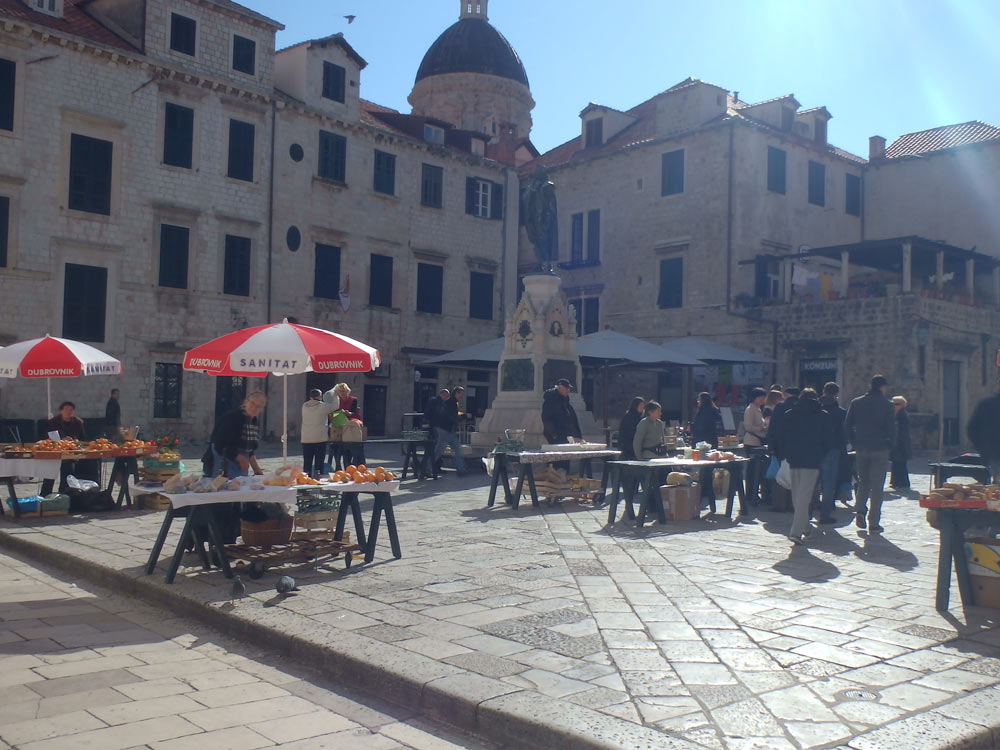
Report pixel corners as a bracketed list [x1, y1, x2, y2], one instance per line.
[230, 575, 246, 603]
[344, 15, 356, 24]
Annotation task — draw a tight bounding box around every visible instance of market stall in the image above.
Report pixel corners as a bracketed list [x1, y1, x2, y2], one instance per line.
[487, 445, 621, 510]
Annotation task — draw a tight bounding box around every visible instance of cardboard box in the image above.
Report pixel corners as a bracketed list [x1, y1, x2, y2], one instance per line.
[660, 483, 699, 521]
[967, 540, 1000, 608]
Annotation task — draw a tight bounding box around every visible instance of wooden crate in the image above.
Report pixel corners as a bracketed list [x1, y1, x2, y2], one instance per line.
[140, 469, 180, 483]
[293, 510, 350, 544]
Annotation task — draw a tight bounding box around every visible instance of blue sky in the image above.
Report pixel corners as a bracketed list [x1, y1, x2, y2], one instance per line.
[241, 0, 1000, 157]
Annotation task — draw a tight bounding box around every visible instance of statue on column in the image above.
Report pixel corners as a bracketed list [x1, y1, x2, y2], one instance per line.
[522, 166, 559, 273]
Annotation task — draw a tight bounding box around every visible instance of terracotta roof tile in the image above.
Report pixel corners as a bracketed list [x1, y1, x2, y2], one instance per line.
[0, 0, 137, 51]
[885, 121, 1000, 159]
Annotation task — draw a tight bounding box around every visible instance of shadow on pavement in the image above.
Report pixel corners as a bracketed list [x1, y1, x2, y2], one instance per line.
[771, 546, 841, 582]
[854, 533, 920, 571]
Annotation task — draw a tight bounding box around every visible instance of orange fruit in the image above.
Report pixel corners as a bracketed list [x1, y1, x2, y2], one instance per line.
[384, 471, 395, 481]
[345, 465, 357, 474]
[356, 464, 367, 473]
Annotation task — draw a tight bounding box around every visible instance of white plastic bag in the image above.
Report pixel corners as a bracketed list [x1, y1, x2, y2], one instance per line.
[67, 475, 98, 492]
[775, 460, 792, 490]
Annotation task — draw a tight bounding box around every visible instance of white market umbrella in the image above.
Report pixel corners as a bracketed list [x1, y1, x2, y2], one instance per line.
[0, 335, 122, 418]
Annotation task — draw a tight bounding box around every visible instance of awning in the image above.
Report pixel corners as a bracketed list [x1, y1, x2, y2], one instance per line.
[661, 336, 774, 364]
[417, 338, 504, 368]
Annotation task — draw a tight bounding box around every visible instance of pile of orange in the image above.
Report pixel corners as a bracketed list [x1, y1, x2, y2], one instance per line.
[122, 440, 154, 449]
[34, 439, 78, 452]
[331, 464, 395, 484]
[86, 438, 114, 451]
[293, 471, 319, 486]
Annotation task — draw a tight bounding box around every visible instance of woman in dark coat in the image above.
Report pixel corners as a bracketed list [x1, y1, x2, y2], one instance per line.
[691, 392, 720, 448]
[890, 396, 912, 489]
[618, 397, 645, 460]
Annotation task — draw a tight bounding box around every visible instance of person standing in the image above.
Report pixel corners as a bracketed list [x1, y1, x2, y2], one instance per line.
[104, 389, 122, 441]
[542, 378, 582, 472]
[818, 382, 848, 524]
[301, 389, 335, 478]
[889, 396, 912, 489]
[618, 397, 645, 460]
[772, 388, 835, 544]
[969, 380, 1000, 483]
[40, 401, 86, 496]
[324, 383, 363, 470]
[845, 375, 895, 533]
[632, 401, 666, 459]
[434, 386, 467, 475]
[691, 392, 720, 448]
[742, 388, 768, 505]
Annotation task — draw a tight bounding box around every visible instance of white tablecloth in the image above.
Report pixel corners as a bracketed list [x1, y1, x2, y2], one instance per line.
[505, 450, 622, 465]
[0, 458, 62, 481]
[139, 481, 400, 509]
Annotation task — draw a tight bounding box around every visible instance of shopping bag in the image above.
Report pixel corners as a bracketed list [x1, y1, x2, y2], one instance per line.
[765, 455, 780, 480]
[775, 460, 792, 490]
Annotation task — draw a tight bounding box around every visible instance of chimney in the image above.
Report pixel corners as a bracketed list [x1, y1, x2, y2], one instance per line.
[460, 0, 488, 20]
[869, 135, 886, 161]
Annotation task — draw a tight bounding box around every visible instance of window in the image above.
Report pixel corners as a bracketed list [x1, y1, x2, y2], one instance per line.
[169, 13, 196, 56]
[62, 263, 106, 342]
[416, 263, 443, 314]
[369, 254, 393, 307]
[568, 297, 599, 336]
[586, 209, 600, 262]
[469, 271, 493, 320]
[766, 146, 786, 194]
[570, 213, 583, 262]
[814, 119, 827, 144]
[465, 178, 503, 219]
[661, 149, 684, 196]
[162, 103, 193, 169]
[845, 173, 861, 216]
[223, 235, 251, 296]
[423, 124, 444, 145]
[658, 257, 683, 309]
[0, 195, 8, 268]
[754, 257, 781, 299]
[322, 61, 346, 103]
[227, 119, 255, 182]
[68, 133, 113, 215]
[585, 118, 603, 148]
[808, 160, 825, 206]
[373, 150, 395, 195]
[313, 243, 340, 299]
[157, 224, 189, 289]
[318, 130, 346, 182]
[232, 35, 256, 75]
[0, 58, 14, 132]
[781, 106, 794, 131]
[154, 363, 183, 418]
[421, 164, 443, 208]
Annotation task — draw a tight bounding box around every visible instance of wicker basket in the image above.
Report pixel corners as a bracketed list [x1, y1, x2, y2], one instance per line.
[240, 515, 293, 547]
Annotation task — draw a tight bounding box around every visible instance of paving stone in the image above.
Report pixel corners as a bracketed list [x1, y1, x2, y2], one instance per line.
[913, 667, 1000, 693]
[758, 685, 839, 722]
[785, 721, 853, 749]
[877, 682, 952, 711]
[443, 652, 525, 678]
[792, 643, 879, 668]
[711, 697, 783, 737]
[688, 684, 751, 710]
[847, 711, 990, 750]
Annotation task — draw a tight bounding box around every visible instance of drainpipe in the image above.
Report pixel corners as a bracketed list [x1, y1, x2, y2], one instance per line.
[500, 167, 510, 336]
[263, 99, 277, 437]
[722, 120, 780, 381]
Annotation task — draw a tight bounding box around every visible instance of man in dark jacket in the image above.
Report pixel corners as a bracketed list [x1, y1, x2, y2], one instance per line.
[818, 382, 848, 524]
[845, 374, 894, 533]
[104, 389, 122, 440]
[766, 386, 800, 452]
[773, 388, 835, 544]
[968, 380, 1000, 483]
[542, 379, 582, 472]
[433, 387, 467, 474]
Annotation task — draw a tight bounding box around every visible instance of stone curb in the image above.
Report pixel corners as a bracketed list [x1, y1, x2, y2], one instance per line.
[0, 525, 700, 750]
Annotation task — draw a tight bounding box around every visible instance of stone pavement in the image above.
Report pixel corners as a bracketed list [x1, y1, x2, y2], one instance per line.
[0, 547, 494, 750]
[3, 450, 1000, 749]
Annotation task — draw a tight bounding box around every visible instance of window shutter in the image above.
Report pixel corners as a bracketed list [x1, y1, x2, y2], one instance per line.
[163, 103, 194, 168]
[586, 209, 600, 261]
[63, 263, 107, 342]
[0, 58, 14, 131]
[754, 258, 769, 299]
[490, 180, 504, 220]
[313, 243, 341, 299]
[466, 178, 477, 215]
[0, 195, 8, 268]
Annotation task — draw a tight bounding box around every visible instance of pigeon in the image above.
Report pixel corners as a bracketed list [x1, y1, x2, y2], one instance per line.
[344, 14, 356, 24]
[230, 575, 246, 603]
[275, 575, 298, 595]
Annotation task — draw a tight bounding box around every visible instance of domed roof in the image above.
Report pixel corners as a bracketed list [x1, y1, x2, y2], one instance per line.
[415, 18, 528, 87]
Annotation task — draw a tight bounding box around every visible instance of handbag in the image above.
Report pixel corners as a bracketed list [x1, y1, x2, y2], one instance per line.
[775, 460, 792, 490]
[765, 455, 780, 479]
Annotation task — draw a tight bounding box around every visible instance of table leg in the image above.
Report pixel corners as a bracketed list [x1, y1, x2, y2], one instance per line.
[952, 521, 974, 608]
[596, 462, 611, 507]
[199, 509, 233, 579]
[336, 493, 368, 549]
[606, 466, 621, 524]
[165, 511, 196, 584]
[145, 508, 176, 575]
[365, 493, 401, 563]
[511, 464, 527, 510]
[190, 525, 210, 570]
[401, 445, 413, 481]
[636, 473, 652, 527]
[623, 474, 638, 520]
[525, 464, 539, 507]
[488, 454, 503, 507]
[935, 511, 954, 611]
[580, 458, 593, 479]
[3, 477, 18, 517]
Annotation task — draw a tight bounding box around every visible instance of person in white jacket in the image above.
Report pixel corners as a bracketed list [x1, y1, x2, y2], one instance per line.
[301, 389, 335, 477]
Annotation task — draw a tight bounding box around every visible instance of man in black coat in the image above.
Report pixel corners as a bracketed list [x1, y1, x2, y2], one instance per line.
[433, 387, 467, 474]
[542, 378, 582, 472]
[969, 380, 1000, 483]
[818, 382, 848, 524]
[766, 386, 800, 453]
[845, 374, 894, 534]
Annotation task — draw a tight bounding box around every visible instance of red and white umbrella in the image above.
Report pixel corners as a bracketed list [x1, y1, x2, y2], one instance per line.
[0, 335, 122, 417]
[183, 320, 380, 461]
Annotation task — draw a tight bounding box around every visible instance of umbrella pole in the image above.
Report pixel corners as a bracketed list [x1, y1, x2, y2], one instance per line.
[603, 362, 609, 430]
[47, 378, 52, 419]
[282, 375, 288, 464]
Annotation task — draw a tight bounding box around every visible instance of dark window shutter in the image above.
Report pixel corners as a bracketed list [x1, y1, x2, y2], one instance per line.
[373, 150, 395, 195]
[469, 271, 493, 320]
[570, 213, 583, 262]
[63, 263, 107, 342]
[465, 178, 477, 215]
[232, 35, 256, 75]
[0, 58, 14, 131]
[586, 209, 600, 261]
[585, 118, 603, 148]
[318, 131, 346, 181]
[313, 243, 341, 299]
[154, 363, 183, 418]
[661, 149, 685, 195]
[808, 160, 825, 206]
[416, 263, 443, 314]
[490, 180, 504, 220]
[421, 164, 443, 208]
[754, 257, 769, 299]
[0, 195, 8, 268]
[322, 62, 346, 102]
[169, 14, 196, 56]
[767, 146, 786, 194]
[158, 224, 189, 289]
[369, 254, 393, 307]
[583, 298, 600, 334]
[845, 173, 861, 216]
[657, 257, 683, 309]
[227, 120, 255, 182]
[163, 103, 194, 168]
[223, 235, 251, 296]
[68, 134, 113, 215]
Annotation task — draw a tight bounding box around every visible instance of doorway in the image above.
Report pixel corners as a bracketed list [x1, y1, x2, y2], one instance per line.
[942, 360, 961, 446]
[363, 385, 387, 437]
[799, 359, 837, 392]
[215, 377, 247, 418]
[306, 372, 338, 399]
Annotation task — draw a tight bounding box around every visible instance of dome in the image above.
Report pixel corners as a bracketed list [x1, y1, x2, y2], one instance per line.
[415, 18, 529, 87]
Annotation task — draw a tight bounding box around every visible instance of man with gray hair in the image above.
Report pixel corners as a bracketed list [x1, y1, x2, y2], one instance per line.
[845, 375, 894, 534]
[301, 388, 335, 478]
